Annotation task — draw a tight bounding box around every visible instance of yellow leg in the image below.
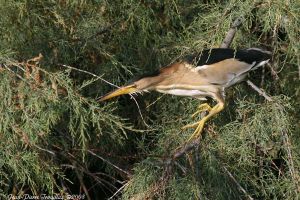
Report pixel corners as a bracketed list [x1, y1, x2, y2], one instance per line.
[188, 102, 225, 141]
[182, 103, 212, 129]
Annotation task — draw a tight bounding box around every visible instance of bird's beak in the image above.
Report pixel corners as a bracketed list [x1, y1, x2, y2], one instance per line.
[98, 84, 138, 102]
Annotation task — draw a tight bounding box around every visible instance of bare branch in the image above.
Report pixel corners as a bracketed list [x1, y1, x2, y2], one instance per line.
[108, 182, 129, 200]
[87, 150, 131, 177]
[220, 17, 243, 48]
[173, 138, 201, 159]
[223, 166, 254, 200]
[246, 80, 273, 101]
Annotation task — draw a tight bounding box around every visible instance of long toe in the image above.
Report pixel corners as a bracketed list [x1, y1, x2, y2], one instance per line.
[191, 103, 212, 118]
[187, 120, 205, 141]
[181, 122, 199, 129]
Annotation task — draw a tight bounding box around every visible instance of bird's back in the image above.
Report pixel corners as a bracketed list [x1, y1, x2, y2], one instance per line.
[185, 48, 271, 67]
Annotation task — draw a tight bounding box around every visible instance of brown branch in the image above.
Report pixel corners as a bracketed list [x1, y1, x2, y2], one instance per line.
[276, 103, 300, 193]
[246, 80, 273, 101]
[220, 17, 243, 48]
[173, 138, 201, 159]
[108, 182, 129, 200]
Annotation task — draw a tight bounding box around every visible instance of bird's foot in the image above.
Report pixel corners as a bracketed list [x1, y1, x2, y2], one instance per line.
[187, 119, 206, 142]
[191, 103, 212, 118]
[181, 121, 198, 129]
[181, 103, 211, 129]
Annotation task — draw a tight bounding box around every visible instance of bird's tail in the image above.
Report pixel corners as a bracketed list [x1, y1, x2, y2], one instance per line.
[246, 48, 272, 71]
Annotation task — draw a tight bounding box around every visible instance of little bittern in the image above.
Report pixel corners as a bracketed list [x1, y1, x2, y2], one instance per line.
[99, 48, 271, 140]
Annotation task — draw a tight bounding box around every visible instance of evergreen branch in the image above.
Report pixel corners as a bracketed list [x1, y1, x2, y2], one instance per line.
[62, 163, 119, 196]
[60, 64, 119, 88]
[281, 129, 298, 187]
[219, 16, 297, 197]
[277, 103, 300, 193]
[3, 64, 28, 82]
[33, 145, 55, 156]
[86, 21, 119, 41]
[60, 64, 150, 127]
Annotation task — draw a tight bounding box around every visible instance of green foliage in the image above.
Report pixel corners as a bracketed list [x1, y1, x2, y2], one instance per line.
[0, 56, 130, 197]
[0, 0, 299, 199]
[211, 96, 299, 199]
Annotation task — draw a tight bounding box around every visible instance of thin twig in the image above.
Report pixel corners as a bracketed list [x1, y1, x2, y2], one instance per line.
[246, 80, 273, 101]
[129, 95, 150, 128]
[87, 150, 131, 177]
[3, 64, 28, 82]
[108, 182, 129, 200]
[267, 62, 279, 80]
[219, 17, 273, 102]
[61, 64, 119, 88]
[277, 105, 300, 193]
[61, 64, 150, 127]
[73, 162, 92, 200]
[223, 166, 254, 200]
[34, 144, 55, 156]
[281, 130, 296, 178]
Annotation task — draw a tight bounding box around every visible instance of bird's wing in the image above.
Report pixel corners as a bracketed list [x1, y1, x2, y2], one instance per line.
[188, 48, 271, 86]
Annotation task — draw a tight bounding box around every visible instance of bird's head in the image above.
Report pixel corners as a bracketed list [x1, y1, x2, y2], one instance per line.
[98, 74, 162, 102]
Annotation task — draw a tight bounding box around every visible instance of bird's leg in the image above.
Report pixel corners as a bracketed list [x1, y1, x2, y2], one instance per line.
[182, 103, 212, 129]
[188, 101, 225, 140]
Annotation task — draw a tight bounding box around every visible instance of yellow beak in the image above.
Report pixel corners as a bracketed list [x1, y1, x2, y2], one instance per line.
[98, 84, 138, 101]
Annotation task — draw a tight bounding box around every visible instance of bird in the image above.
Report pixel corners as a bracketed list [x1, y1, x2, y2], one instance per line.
[99, 48, 271, 140]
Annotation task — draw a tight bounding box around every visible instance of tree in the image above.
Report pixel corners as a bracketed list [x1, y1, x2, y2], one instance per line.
[0, 0, 299, 199]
